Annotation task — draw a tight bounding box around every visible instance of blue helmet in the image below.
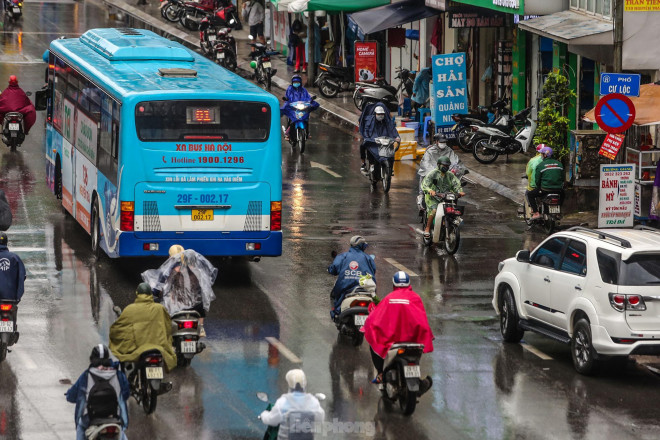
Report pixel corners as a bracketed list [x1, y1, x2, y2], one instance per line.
[392, 271, 410, 287]
[292, 74, 302, 87]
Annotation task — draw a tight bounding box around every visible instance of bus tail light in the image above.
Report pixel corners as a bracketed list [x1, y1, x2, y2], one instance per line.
[246, 243, 261, 251]
[120, 201, 134, 232]
[143, 243, 159, 251]
[270, 201, 281, 231]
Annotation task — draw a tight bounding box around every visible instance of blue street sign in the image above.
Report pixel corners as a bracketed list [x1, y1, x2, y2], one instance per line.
[431, 52, 468, 127]
[600, 73, 641, 97]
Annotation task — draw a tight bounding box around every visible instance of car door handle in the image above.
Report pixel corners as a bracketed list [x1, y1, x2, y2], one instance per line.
[544, 277, 551, 283]
[575, 286, 582, 291]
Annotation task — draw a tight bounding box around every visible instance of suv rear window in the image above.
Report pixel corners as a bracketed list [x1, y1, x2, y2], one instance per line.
[621, 254, 660, 286]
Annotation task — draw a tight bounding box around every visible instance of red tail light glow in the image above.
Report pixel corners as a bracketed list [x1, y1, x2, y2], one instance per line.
[350, 300, 369, 308]
[270, 201, 282, 231]
[262, 57, 270, 62]
[0, 304, 12, 311]
[100, 426, 119, 434]
[178, 320, 198, 330]
[120, 201, 134, 231]
[145, 356, 161, 364]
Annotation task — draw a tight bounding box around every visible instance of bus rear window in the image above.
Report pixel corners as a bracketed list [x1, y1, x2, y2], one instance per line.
[135, 100, 270, 142]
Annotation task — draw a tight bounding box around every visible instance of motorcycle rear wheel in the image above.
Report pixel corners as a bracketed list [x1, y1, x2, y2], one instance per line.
[399, 379, 417, 415]
[0, 342, 6, 362]
[351, 332, 364, 347]
[381, 163, 391, 193]
[353, 93, 364, 111]
[473, 139, 499, 164]
[297, 128, 306, 154]
[265, 69, 272, 91]
[163, 4, 181, 22]
[444, 222, 460, 254]
[319, 79, 338, 98]
[177, 353, 192, 367]
[543, 218, 556, 234]
[141, 369, 158, 414]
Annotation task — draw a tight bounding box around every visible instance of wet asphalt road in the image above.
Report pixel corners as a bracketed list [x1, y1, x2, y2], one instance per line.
[2, 2, 660, 439]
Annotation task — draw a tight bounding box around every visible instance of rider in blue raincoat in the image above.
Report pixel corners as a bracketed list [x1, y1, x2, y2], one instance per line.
[281, 74, 319, 140]
[358, 102, 400, 172]
[328, 236, 376, 319]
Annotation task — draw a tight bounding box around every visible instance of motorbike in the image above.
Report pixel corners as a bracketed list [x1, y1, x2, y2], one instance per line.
[3, 0, 22, 20]
[315, 64, 354, 98]
[450, 98, 511, 152]
[2, 112, 25, 152]
[159, 0, 185, 22]
[363, 136, 398, 193]
[249, 38, 277, 91]
[122, 350, 171, 415]
[256, 391, 326, 440]
[421, 193, 464, 254]
[85, 417, 123, 440]
[519, 190, 563, 234]
[0, 300, 18, 362]
[199, 15, 236, 56]
[171, 310, 206, 367]
[378, 342, 426, 415]
[281, 96, 317, 154]
[334, 285, 376, 347]
[471, 106, 536, 164]
[353, 67, 414, 112]
[179, 0, 217, 31]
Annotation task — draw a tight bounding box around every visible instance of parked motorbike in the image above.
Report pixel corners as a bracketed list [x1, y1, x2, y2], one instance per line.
[450, 98, 511, 152]
[471, 106, 535, 164]
[363, 136, 398, 193]
[353, 67, 414, 112]
[3, 0, 22, 20]
[315, 64, 354, 98]
[249, 38, 277, 91]
[179, 0, 215, 31]
[378, 342, 427, 415]
[0, 300, 18, 362]
[171, 310, 206, 367]
[421, 193, 464, 254]
[334, 285, 376, 346]
[281, 96, 317, 153]
[160, 0, 185, 22]
[256, 391, 326, 439]
[519, 190, 563, 234]
[1, 112, 24, 152]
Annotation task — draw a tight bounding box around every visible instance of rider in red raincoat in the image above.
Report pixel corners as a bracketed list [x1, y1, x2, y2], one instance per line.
[0, 76, 36, 134]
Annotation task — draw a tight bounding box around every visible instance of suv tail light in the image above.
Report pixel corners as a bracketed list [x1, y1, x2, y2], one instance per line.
[609, 293, 647, 312]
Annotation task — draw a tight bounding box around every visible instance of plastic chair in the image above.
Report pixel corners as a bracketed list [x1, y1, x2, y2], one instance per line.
[417, 107, 430, 123]
[422, 116, 433, 140]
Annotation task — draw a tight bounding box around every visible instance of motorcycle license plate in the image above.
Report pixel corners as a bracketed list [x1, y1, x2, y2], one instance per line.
[354, 315, 367, 326]
[181, 341, 196, 353]
[145, 367, 163, 379]
[8, 123, 19, 131]
[0, 321, 13, 332]
[262, 61, 272, 68]
[12, 7, 20, 13]
[192, 209, 213, 221]
[208, 35, 216, 41]
[548, 205, 560, 214]
[216, 52, 225, 59]
[404, 365, 421, 378]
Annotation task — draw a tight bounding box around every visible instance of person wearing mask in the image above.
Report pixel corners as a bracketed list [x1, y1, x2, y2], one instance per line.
[260, 369, 325, 439]
[66, 344, 130, 440]
[0, 75, 36, 135]
[242, 0, 265, 45]
[109, 282, 177, 372]
[362, 271, 433, 393]
[328, 235, 376, 319]
[281, 74, 318, 141]
[421, 156, 465, 240]
[417, 133, 465, 196]
[530, 146, 565, 220]
[359, 103, 400, 173]
[525, 144, 546, 215]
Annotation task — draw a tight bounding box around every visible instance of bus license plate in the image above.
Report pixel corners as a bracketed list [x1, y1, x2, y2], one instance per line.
[8, 123, 19, 131]
[192, 209, 213, 221]
[181, 341, 196, 353]
[262, 61, 272, 68]
[548, 205, 560, 214]
[216, 52, 225, 59]
[404, 365, 421, 378]
[0, 321, 13, 332]
[354, 315, 367, 326]
[145, 367, 163, 379]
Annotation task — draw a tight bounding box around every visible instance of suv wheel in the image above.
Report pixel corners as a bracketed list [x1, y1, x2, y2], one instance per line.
[571, 319, 598, 375]
[500, 287, 524, 343]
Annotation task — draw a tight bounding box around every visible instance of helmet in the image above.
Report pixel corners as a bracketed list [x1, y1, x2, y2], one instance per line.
[8, 75, 18, 86]
[90, 344, 110, 362]
[349, 235, 367, 248]
[535, 143, 547, 153]
[392, 271, 410, 287]
[374, 106, 386, 115]
[168, 244, 184, 258]
[433, 133, 448, 143]
[285, 369, 307, 392]
[291, 74, 302, 84]
[250, 61, 257, 70]
[0, 232, 6, 246]
[540, 146, 554, 158]
[136, 282, 152, 296]
[437, 156, 451, 166]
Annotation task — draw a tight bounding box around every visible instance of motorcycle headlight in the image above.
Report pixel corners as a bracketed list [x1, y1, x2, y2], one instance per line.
[295, 104, 305, 110]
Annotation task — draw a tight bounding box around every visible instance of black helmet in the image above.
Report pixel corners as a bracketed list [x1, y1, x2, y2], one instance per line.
[433, 133, 448, 143]
[0, 232, 6, 246]
[437, 156, 451, 166]
[136, 282, 152, 296]
[89, 343, 112, 367]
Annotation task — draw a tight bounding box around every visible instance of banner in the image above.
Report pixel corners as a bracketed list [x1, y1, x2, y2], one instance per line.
[599, 133, 625, 160]
[625, 0, 660, 11]
[598, 164, 636, 228]
[449, 12, 505, 28]
[431, 52, 468, 126]
[354, 41, 378, 83]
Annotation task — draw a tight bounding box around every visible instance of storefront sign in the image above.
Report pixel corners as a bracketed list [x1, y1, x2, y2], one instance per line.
[600, 73, 641, 97]
[431, 52, 469, 126]
[451, 0, 523, 14]
[354, 41, 378, 83]
[625, 0, 660, 11]
[449, 12, 505, 27]
[598, 164, 636, 228]
[634, 182, 642, 217]
[599, 133, 625, 160]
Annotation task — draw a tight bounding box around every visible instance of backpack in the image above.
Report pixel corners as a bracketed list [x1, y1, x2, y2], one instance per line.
[86, 373, 119, 420]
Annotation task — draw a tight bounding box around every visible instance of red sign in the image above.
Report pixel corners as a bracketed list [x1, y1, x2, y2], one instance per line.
[594, 93, 636, 134]
[354, 41, 378, 83]
[599, 133, 625, 160]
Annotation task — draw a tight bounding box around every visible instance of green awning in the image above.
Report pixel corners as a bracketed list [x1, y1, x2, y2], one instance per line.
[271, 0, 389, 13]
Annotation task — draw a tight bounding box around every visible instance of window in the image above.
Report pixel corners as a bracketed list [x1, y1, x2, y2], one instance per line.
[620, 254, 660, 286]
[572, 0, 611, 17]
[560, 240, 587, 275]
[597, 248, 620, 284]
[98, 95, 119, 185]
[532, 237, 566, 269]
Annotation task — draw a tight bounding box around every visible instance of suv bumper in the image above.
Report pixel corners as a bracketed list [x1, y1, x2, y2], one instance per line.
[592, 324, 660, 356]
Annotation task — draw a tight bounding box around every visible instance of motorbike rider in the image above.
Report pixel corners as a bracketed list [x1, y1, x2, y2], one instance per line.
[359, 103, 400, 173]
[109, 282, 177, 372]
[421, 156, 465, 241]
[529, 146, 565, 220]
[260, 369, 325, 439]
[282, 74, 319, 141]
[66, 344, 130, 440]
[524, 144, 545, 211]
[328, 235, 376, 319]
[418, 133, 466, 197]
[0, 75, 36, 135]
[362, 271, 433, 393]
[0, 232, 26, 303]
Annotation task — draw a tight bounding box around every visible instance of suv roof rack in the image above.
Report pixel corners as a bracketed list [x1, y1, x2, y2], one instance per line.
[567, 226, 632, 248]
[633, 224, 660, 234]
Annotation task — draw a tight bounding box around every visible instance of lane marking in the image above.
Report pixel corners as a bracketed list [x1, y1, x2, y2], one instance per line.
[265, 337, 302, 364]
[384, 258, 419, 277]
[14, 350, 38, 370]
[11, 247, 47, 252]
[0, 59, 49, 65]
[310, 161, 342, 178]
[521, 342, 553, 360]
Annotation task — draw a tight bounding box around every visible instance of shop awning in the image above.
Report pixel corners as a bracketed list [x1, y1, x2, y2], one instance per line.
[584, 84, 660, 126]
[517, 10, 612, 45]
[348, 0, 439, 35]
[273, 0, 390, 13]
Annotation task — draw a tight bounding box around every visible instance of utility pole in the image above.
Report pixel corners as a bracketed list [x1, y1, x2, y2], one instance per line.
[613, 0, 624, 72]
[307, 13, 316, 88]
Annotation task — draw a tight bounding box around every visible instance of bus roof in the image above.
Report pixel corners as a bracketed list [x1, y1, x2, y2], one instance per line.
[49, 28, 273, 102]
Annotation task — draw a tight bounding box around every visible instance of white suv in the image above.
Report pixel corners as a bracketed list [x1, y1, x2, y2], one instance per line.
[492, 226, 660, 375]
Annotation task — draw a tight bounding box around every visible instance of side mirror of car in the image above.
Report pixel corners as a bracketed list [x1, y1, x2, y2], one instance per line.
[516, 250, 531, 263]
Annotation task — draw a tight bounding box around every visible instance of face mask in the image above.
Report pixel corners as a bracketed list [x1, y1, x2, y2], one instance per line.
[440, 165, 449, 173]
[293, 82, 301, 88]
[375, 114, 385, 121]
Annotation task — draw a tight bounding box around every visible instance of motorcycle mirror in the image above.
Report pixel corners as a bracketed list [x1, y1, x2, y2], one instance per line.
[256, 392, 269, 402]
[26, 91, 32, 97]
[112, 305, 122, 317]
[314, 393, 326, 401]
[331, 250, 337, 259]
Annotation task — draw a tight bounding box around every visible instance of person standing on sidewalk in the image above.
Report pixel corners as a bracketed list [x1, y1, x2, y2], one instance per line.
[242, 0, 265, 45]
[291, 18, 307, 73]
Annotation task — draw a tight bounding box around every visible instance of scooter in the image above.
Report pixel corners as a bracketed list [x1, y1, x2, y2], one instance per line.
[378, 342, 427, 416]
[122, 350, 172, 415]
[179, 0, 215, 31]
[471, 106, 535, 164]
[0, 300, 18, 363]
[249, 37, 277, 91]
[353, 68, 413, 112]
[2, 112, 25, 152]
[256, 391, 326, 439]
[171, 310, 206, 367]
[363, 137, 398, 193]
[3, 0, 22, 20]
[519, 190, 563, 234]
[334, 285, 376, 347]
[421, 193, 464, 254]
[315, 64, 353, 98]
[160, 0, 185, 22]
[281, 96, 317, 154]
[450, 98, 511, 152]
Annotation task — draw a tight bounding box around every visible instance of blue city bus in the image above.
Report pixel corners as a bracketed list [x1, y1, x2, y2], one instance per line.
[43, 28, 282, 258]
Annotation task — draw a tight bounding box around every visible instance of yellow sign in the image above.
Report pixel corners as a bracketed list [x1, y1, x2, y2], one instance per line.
[625, 0, 660, 11]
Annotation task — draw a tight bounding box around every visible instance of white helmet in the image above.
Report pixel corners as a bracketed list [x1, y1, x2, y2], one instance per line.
[286, 369, 307, 392]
